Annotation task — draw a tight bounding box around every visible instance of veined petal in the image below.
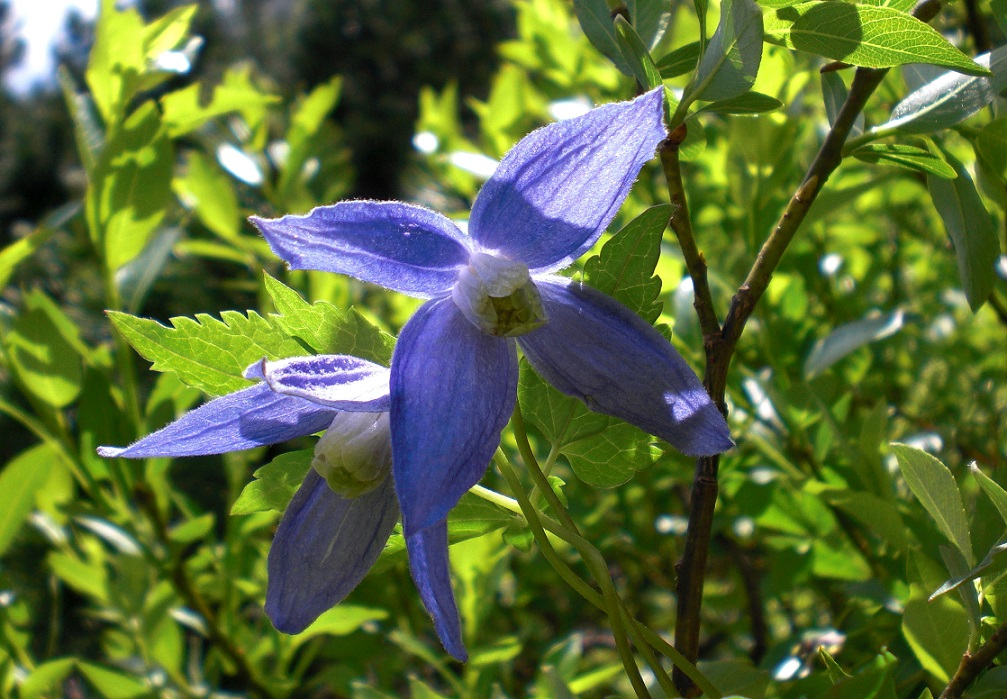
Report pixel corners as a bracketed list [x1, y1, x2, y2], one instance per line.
[265, 470, 399, 634]
[518, 279, 733, 457]
[97, 383, 335, 458]
[390, 298, 517, 535]
[249, 355, 391, 411]
[251, 202, 471, 298]
[468, 88, 666, 273]
[407, 520, 466, 661]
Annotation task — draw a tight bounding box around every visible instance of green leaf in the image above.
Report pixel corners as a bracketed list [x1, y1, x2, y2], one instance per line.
[852, 144, 956, 178]
[822, 653, 898, 699]
[86, 102, 173, 271]
[628, 0, 671, 50]
[993, 0, 1007, 35]
[173, 151, 241, 242]
[859, 0, 917, 11]
[117, 227, 181, 315]
[292, 605, 389, 645]
[977, 118, 1007, 180]
[573, 0, 633, 76]
[614, 15, 663, 89]
[0, 203, 77, 290]
[58, 67, 103, 174]
[518, 364, 659, 488]
[698, 660, 771, 699]
[876, 46, 1007, 134]
[582, 204, 670, 324]
[903, 584, 969, 683]
[764, 3, 990, 75]
[966, 666, 1007, 698]
[108, 309, 305, 396]
[78, 661, 151, 698]
[0, 445, 55, 557]
[264, 274, 394, 363]
[691, 0, 764, 102]
[972, 463, 1007, 525]
[231, 450, 312, 515]
[892, 443, 973, 565]
[804, 310, 904, 378]
[819, 647, 851, 683]
[161, 66, 280, 137]
[5, 293, 86, 408]
[657, 41, 701, 78]
[697, 91, 783, 114]
[927, 151, 1000, 311]
[821, 71, 863, 133]
[931, 537, 1007, 600]
[85, 0, 146, 124]
[19, 658, 77, 699]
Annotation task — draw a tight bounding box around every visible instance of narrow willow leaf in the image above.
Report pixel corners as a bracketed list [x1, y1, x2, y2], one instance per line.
[977, 118, 1007, 179]
[877, 47, 1007, 134]
[264, 274, 394, 364]
[764, 3, 990, 76]
[697, 91, 783, 114]
[656, 41, 701, 78]
[108, 309, 305, 396]
[582, 204, 671, 324]
[614, 15, 663, 89]
[902, 584, 969, 683]
[627, 0, 671, 50]
[572, 0, 633, 76]
[852, 144, 956, 179]
[931, 537, 1007, 600]
[692, 0, 764, 102]
[892, 443, 973, 565]
[927, 153, 999, 311]
[972, 463, 1007, 525]
[821, 72, 864, 135]
[0, 445, 55, 557]
[231, 450, 312, 515]
[804, 310, 904, 377]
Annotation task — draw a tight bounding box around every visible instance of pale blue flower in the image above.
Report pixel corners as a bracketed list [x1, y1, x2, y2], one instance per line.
[250, 87, 733, 659]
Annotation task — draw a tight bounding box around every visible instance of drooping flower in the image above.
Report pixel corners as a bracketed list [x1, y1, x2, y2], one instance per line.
[96, 356, 467, 652]
[251, 88, 733, 657]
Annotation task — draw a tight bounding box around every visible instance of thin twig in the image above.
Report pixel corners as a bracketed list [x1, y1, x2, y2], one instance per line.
[670, 1, 943, 694]
[940, 617, 1007, 698]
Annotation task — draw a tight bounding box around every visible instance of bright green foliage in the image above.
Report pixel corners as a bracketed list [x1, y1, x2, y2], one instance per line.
[690, 0, 764, 103]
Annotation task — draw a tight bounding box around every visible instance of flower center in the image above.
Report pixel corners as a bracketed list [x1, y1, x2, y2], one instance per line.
[312, 412, 392, 498]
[451, 251, 547, 337]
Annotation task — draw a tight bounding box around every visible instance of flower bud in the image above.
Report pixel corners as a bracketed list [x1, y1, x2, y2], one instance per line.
[312, 412, 392, 498]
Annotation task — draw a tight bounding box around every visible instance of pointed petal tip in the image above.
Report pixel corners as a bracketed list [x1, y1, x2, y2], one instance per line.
[96, 446, 123, 458]
[263, 599, 310, 636]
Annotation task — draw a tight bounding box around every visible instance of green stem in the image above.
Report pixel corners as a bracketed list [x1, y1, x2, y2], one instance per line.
[495, 455, 652, 699]
[511, 404, 579, 533]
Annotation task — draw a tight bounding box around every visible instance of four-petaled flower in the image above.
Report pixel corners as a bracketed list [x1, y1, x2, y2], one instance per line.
[248, 87, 732, 657]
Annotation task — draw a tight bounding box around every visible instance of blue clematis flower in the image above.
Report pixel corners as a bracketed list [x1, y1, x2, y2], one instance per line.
[250, 88, 733, 658]
[97, 356, 437, 645]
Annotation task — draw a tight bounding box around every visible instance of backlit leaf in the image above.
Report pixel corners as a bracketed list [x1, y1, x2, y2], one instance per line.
[231, 450, 312, 515]
[692, 0, 764, 102]
[0, 445, 55, 557]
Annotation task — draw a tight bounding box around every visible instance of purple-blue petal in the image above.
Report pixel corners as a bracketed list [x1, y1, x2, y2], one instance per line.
[468, 88, 667, 273]
[518, 279, 733, 457]
[390, 298, 517, 535]
[251, 202, 472, 298]
[265, 470, 399, 634]
[407, 520, 466, 661]
[96, 383, 336, 458]
[252, 355, 391, 411]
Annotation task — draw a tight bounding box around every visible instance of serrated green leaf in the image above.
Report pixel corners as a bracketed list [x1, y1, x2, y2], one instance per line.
[764, 3, 990, 75]
[583, 204, 670, 324]
[804, 310, 904, 378]
[562, 421, 661, 487]
[697, 91, 783, 114]
[264, 274, 394, 364]
[927, 151, 1000, 311]
[613, 16, 663, 89]
[573, 0, 634, 76]
[0, 445, 55, 557]
[876, 47, 1007, 134]
[692, 0, 764, 102]
[231, 450, 312, 515]
[108, 309, 304, 396]
[972, 463, 1007, 525]
[656, 41, 701, 78]
[852, 144, 956, 179]
[892, 443, 973, 565]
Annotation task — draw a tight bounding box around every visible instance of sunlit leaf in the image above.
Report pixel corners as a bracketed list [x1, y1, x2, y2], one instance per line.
[614, 15, 663, 89]
[656, 41, 701, 78]
[0, 445, 55, 557]
[852, 144, 956, 179]
[231, 450, 312, 515]
[573, 0, 633, 76]
[692, 0, 764, 102]
[697, 91, 783, 114]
